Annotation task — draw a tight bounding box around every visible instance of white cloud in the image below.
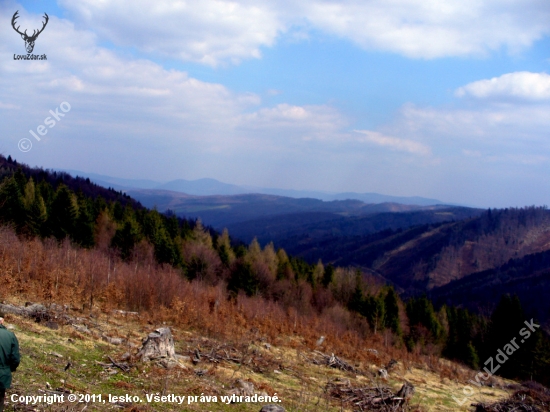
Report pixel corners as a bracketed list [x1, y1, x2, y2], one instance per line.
[354, 130, 431, 155]
[456, 72, 550, 100]
[0, 8, 352, 164]
[301, 0, 550, 58]
[395, 102, 550, 142]
[58, 0, 283, 66]
[58, 0, 550, 64]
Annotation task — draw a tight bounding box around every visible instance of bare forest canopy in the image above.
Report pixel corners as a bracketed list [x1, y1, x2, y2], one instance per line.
[0, 154, 549, 386]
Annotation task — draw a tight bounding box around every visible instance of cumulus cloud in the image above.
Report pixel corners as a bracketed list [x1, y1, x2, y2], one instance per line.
[58, 0, 550, 64]
[58, 0, 284, 66]
[0, 7, 352, 166]
[456, 72, 550, 100]
[354, 130, 431, 155]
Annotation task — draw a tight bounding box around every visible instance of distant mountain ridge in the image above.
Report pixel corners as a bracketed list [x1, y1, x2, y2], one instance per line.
[63, 170, 445, 206]
[124, 189, 441, 228]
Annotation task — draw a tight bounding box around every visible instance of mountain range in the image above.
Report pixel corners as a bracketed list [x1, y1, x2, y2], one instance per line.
[0, 158, 546, 330]
[63, 170, 445, 205]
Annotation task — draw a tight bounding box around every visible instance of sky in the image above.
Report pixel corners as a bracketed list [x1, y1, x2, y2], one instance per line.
[1, 0, 550, 208]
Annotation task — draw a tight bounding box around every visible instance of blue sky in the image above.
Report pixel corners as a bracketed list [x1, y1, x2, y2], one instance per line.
[1, 0, 550, 207]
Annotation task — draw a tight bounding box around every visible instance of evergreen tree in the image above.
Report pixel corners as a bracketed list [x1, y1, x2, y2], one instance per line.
[349, 274, 365, 314]
[364, 293, 385, 334]
[47, 185, 79, 240]
[228, 260, 259, 296]
[111, 216, 142, 260]
[484, 294, 525, 379]
[73, 194, 95, 247]
[0, 176, 26, 232]
[406, 296, 443, 349]
[322, 263, 335, 287]
[464, 342, 480, 370]
[384, 286, 401, 336]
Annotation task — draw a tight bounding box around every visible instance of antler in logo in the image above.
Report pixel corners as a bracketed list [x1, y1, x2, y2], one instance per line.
[12, 11, 49, 54]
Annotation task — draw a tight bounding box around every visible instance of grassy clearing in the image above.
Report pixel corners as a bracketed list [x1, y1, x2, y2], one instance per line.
[2, 306, 513, 412]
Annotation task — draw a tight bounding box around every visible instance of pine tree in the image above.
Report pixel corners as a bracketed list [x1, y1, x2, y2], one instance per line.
[228, 260, 259, 296]
[0, 176, 26, 232]
[384, 286, 401, 336]
[464, 342, 479, 370]
[47, 185, 79, 240]
[73, 195, 95, 247]
[406, 296, 443, 348]
[364, 293, 385, 334]
[484, 294, 525, 379]
[111, 216, 143, 260]
[322, 263, 335, 287]
[349, 275, 365, 314]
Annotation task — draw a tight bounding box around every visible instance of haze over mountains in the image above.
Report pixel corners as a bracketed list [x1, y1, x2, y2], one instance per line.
[64, 170, 445, 205]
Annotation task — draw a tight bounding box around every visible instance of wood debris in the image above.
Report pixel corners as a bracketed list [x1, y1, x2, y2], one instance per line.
[187, 341, 275, 373]
[96, 356, 131, 373]
[326, 380, 415, 412]
[472, 389, 550, 412]
[306, 350, 359, 373]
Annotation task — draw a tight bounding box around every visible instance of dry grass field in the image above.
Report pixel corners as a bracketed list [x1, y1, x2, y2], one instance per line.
[3, 301, 513, 412]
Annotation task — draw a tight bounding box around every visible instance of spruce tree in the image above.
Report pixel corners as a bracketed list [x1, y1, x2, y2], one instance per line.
[322, 264, 335, 287]
[47, 185, 79, 240]
[384, 286, 401, 336]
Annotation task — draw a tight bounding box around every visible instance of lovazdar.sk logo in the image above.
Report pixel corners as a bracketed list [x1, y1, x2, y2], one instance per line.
[11, 10, 48, 60]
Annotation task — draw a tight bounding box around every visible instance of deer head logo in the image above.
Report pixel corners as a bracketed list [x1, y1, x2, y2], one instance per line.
[11, 11, 49, 54]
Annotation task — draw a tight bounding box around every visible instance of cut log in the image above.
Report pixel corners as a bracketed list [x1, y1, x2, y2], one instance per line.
[137, 327, 176, 361]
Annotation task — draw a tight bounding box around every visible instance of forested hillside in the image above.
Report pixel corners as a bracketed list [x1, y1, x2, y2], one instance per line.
[278, 207, 550, 294]
[430, 249, 550, 328]
[226, 207, 481, 245]
[1, 154, 549, 387]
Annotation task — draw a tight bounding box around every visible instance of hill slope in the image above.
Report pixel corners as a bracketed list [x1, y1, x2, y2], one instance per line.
[229, 207, 482, 246]
[430, 249, 550, 328]
[4, 301, 515, 412]
[276, 208, 550, 297]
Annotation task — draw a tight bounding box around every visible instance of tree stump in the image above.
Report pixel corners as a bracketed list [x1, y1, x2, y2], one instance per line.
[395, 381, 415, 404]
[137, 327, 176, 361]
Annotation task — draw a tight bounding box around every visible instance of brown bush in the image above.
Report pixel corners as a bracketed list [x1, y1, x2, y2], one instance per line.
[0, 226, 418, 368]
